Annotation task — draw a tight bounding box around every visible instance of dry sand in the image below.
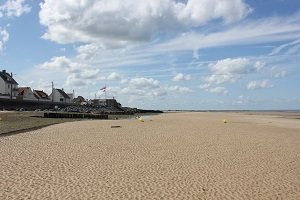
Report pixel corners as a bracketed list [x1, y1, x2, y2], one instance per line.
[0, 112, 299, 199]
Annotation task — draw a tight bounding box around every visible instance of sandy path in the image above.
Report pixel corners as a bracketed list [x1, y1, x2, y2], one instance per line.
[0, 112, 299, 199]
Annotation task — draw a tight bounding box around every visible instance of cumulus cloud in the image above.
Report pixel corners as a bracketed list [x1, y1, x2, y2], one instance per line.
[76, 43, 99, 60]
[39, 0, 251, 46]
[208, 86, 228, 95]
[270, 66, 287, 78]
[199, 83, 210, 89]
[129, 77, 160, 89]
[247, 80, 273, 90]
[107, 72, 121, 81]
[199, 57, 266, 94]
[39, 56, 70, 71]
[39, 56, 100, 87]
[210, 57, 252, 74]
[107, 76, 193, 100]
[0, 27, 9, 52]
[101, 77, 168, 99]
[24, 79, 52, 95]
[273, 70, 287, 78]
[172, 73, 191, 81]
[0, 0, 31, 18]
[234, 95, 252, 105]
[204, 57, 257, 86]
[168, 85, 192, 93]
[205, 74, 237, 85]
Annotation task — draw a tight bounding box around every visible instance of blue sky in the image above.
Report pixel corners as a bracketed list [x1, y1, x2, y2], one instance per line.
[0, 0, 300, 110]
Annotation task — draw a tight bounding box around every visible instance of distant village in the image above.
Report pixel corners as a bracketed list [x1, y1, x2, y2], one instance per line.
[0, 69, 120, 108]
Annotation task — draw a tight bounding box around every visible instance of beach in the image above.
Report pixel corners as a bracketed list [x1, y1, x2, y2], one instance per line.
[0, 112, 299, 199]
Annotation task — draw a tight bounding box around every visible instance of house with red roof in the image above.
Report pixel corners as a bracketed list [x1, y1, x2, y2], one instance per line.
[17, 87, 39, 101]
[33, 90, 51, 102]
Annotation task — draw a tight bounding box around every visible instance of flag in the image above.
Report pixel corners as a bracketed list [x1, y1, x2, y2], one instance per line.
[100, 86, 106, 91]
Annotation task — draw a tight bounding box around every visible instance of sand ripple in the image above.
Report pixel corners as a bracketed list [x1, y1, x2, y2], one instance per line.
[1, 112, 300, 199]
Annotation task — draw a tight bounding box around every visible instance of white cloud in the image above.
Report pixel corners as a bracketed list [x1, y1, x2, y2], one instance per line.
[0, 27, 9, 52]
[254, 61, 265, 72]
[80, 13, 300, 72]
[247, 80, 273, 90]
[199, 83, 210, 89]
[286, 44, 300, 55]
[154, 13, 300, 52]
[20, 79, 52, 95]
[269, 39, 300, 56]
[273, 71, 287, 78]
[210, 57, 252, 74]
[172, 73, 191, 81]
[39, 56, 70, 71]
[76, 43, 99, 60]
[205, 74, 237, 85]
[168, 85, 192, 93]
[39, 0, 251, 46]
[234, 95, 252, 105]
[107, 72, 121, 81]
[39, 56, 100, 87]
[210, 58, 256, 75]
[199, 57, 268, 94]
[271, 67, 287, 78]
[0, 0, 31, 18]
[129, 77, 160, 89]
[99, 77, 168, 99]
[208, 86, 228, 95]
[204, 57, 256, 86]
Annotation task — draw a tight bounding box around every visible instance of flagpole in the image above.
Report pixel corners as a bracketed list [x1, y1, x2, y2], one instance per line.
[105, 83, 107, 100]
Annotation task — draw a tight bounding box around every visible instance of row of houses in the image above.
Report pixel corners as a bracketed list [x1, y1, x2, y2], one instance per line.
[0, 70, 78, 103]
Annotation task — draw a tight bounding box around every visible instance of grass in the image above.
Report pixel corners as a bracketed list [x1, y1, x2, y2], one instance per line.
[0, 111, 82, 135]
[0, 111, 137, 135]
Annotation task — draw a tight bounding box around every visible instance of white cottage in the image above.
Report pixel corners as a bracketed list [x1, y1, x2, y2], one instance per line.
[50, 88, 71, 103]
[33, 90, 51, 102]
[17, 87, 39, 101]
[0, 70, 18, 99]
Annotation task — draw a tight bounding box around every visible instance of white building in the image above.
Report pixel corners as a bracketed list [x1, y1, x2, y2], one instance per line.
[50, 88, 71, 103]
[33, 90, 51, 102]
[17, 87, 39, 101]
[0, 70, 18, 99]
[67, 92, 74, 101]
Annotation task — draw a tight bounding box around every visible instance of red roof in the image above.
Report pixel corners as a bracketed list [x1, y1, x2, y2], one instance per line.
[33, 90, 50, 100]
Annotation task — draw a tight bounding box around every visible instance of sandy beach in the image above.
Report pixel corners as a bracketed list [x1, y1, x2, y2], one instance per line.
[0, 112, 299, 199]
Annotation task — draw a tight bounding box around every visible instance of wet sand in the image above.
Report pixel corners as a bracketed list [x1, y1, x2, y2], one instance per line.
[0, 112, 299, 199]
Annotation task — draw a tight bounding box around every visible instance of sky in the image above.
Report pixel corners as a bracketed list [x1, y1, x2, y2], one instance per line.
[0, 0, 300, 110]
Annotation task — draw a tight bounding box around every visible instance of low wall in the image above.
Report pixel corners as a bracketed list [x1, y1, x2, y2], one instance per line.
[0, 99, 73, 111]
[44, 112, 108, 119]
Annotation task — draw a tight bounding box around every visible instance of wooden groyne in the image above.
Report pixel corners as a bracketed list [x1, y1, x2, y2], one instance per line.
[44, 112, 108, 119]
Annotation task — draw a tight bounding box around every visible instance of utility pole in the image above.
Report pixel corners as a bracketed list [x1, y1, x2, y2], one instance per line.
[52, 81, 54, 102]
[10, 72, 13, 100]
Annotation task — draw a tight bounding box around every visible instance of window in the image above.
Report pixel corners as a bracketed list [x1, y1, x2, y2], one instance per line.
[60, 98, 64, 102]
[8, 85, 10, 88]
